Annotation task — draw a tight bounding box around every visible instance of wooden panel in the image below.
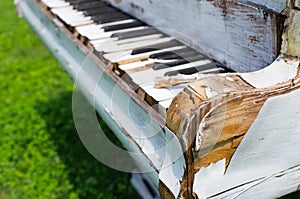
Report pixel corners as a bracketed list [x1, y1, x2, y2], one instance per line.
[282, 10, 300, 57]
[238, 0, 287, 13]
[106, 0, 283, 72]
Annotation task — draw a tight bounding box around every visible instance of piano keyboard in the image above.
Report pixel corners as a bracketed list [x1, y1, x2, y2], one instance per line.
[40, 0, 228, 115]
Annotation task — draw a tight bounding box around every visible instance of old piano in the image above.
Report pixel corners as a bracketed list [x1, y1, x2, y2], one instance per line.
[15, 0, 300, 198]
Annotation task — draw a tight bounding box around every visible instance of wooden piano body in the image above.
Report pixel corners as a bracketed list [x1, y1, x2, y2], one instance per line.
[16, 0, 300, 198]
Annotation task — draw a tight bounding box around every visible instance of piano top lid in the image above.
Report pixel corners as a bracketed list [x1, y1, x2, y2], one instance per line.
[105, 0, 288, 73]
[238, 0, 287, 13]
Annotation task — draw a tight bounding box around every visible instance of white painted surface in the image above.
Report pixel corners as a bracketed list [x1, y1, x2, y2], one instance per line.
[240, 57, 299, 88]
[238, 0, 287, 13]
[194, 88, 300, 198]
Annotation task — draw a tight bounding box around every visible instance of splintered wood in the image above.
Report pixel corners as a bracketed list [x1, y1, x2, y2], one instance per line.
[163, 55, 300, 198]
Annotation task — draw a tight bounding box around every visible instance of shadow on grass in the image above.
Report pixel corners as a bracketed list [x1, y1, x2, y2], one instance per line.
[35, 90, 138, 199]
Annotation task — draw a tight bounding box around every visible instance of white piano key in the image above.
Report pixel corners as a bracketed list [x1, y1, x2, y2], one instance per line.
[117, 34, 164, 44]
[119, 58, 178, 71]
[158, 99, 173, 117]
[129, 59, 212, 85]
[141, 82, 175, 102]
[103, 46, 185, 62]
[76, 19, 139, 35]
[81, 26, 147, 41]
[41, 0, 69, 8]
[94, 36, 173, 53]
[91, 32, 162, 46]
[159, 99, 173, 109]
[119, 60, 155, 71]
[51, 7, 93, 26]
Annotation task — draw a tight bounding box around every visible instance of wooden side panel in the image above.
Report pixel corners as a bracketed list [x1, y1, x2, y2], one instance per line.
[238, 0, 287, 13]
[106, 0, 282, 72]
[282, 10, 300, 57]
[193, 88, 300, 198]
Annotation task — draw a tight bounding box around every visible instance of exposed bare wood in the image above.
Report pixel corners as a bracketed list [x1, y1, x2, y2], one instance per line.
[165, 55, 300, 198]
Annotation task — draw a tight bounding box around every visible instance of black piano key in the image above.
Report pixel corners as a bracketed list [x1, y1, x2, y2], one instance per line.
[153, 54, 207, 70]
[149, 47, 188, 59]
[93, 12, 131, 24]
[111, 28, 160, 40]
[73, 1, 107, 10]
[164, 62, 217, 76]
[131, 40, 180, 55]
[83, 7, 116, 16]
[150, 48, 199, 60]
[102, 21, 145, 32]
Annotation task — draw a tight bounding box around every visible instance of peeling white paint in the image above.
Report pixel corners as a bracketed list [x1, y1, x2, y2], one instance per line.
[193, 159, 226, 199]
[240, 57, 299, 88]
[193, 88, 300, 198]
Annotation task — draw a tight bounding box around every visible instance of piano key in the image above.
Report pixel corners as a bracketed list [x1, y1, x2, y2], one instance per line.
[68, 0, 104, 10]
[198, 67, 226, 74]
[159, 99, 173, 110]
[149, 47, 198, 60]
[111, 28, 160, 40]
[164, 62, 217, 76]
[131, 40, 180, 55]
[118, 57, 180, 72]
[103, 46, 185, 64]
[82, 26, 148, 41]
[92, 12, 131, 24]
[152, 54, 207, 70]
[41, 0, 70, 8]
[82, 7, 116, 16]
[140, 82, 175, 102]
[93, 33, 163, 47]
[94, 36, 172, 53]
[119, 60, 155, 71]
[51, 7, 93, 26]
[102, 21, 145, 32]
[128, 59, 212, 85]
[72, 1, 106, 10]
[75, 19, 137, 34]
[65, 0, 92, 3]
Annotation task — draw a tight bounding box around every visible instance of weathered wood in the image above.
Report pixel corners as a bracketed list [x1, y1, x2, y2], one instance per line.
[166, 55, 300, 198]
[282, 10, 300, 57]
[19, 0, 300, 198]
[193, 85, 300, 198]
[106, 0, 283, 72]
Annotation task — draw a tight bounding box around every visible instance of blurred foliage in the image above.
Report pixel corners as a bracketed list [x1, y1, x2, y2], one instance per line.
[0, 1, 137, 198]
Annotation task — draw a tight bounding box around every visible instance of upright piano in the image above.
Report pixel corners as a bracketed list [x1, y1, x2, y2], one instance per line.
[15, 0, 300, 198]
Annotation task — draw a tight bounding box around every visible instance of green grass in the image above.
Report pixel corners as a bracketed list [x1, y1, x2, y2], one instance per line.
[0, 1, 137, 198]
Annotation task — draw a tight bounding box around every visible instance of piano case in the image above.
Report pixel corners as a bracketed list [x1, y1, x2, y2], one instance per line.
[16, 0, 300, 198]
